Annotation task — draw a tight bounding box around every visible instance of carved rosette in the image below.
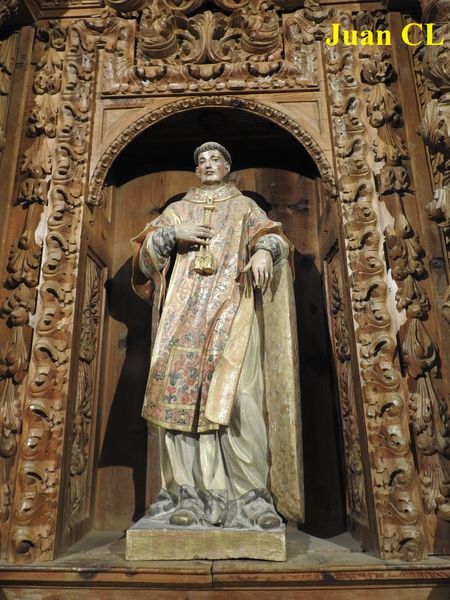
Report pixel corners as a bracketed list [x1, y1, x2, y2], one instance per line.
[7, 19, 96, 563]
[324, 10, 426, 560]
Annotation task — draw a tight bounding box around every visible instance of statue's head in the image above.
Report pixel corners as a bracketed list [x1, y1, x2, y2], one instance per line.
[194, 141, 231, 186]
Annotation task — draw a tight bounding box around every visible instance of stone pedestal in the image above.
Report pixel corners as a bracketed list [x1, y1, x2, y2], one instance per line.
[126, 516, 286, 561]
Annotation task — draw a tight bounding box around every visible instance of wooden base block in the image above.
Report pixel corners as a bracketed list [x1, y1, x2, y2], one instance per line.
[126, 516, 286, 561]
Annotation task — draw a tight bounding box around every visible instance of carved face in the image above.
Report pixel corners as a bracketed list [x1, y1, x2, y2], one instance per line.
[195, 149, 230, 186]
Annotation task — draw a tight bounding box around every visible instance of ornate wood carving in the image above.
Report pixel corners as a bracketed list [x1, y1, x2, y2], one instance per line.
[88, 94, 337, 207]
[97, 1, 319, 96]
[397, 1, 450, 540]
[1, 0, 445, 565]
[417, 1, 450, 322]
[7, 19, 95, 563]
[325, 255, 368, 525]
[0, 31, 40, 558]
[64, 256, 103, 534]
[324, 8, 426, 560]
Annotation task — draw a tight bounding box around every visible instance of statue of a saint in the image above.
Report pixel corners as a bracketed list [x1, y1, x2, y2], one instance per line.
[131, 142, 303, 535]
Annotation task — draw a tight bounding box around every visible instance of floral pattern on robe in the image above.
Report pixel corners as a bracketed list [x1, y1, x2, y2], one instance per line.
[132, 183, 288, 432]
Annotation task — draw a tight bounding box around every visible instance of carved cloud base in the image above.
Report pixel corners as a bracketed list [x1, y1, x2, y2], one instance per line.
[126, 516, 286, 561]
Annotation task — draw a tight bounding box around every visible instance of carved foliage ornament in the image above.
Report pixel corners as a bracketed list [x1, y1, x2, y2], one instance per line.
[88, 94, 337, 207]
[98, 1, 320, 95]
[105, 0, 304, 16]
[8, 19, 95, 563]
[325, 9, 426, 559]
[361, 11, 450, 528]
[66, 257, 101, 530]
[327, 262, 368, 521]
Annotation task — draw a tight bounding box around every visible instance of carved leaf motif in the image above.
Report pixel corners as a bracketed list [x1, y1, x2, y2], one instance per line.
[374, 124, 408, 164]
[21, 136, 52, 179]
[426, 185, 450, 225]
[410, 374, 450, 460]
[0, 326, 28, 384]
[17, 179, 49, 206]
[360, 48, 393, 86]
[27, 94, 58, 138]
[421, 24, 450, 93]
[34, 47, 63, 96]
[104, 22, 143, 93]
[385, 215, 429, 317]
[417, 99, 450, 154]
[367, 83, 400, 129]
[403, 320, 438, 379]
[1, 285, 36, 328]
[4, 216, 42, 290]
[379, 165, 411, 195]
[0, 378, 21, 458]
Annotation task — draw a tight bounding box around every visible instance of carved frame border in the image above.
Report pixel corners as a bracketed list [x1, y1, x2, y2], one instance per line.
[88, 95, 337, 207]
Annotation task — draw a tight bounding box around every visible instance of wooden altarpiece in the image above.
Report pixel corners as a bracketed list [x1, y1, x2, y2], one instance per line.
[1, 0, 450, 596]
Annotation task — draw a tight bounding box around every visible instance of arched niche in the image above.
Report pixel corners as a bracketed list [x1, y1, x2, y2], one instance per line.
[86, 105, 347, 543]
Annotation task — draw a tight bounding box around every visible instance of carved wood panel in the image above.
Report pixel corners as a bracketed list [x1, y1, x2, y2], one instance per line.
[0, 29, 39, 559]
[323, 249, 370, 540]
[323, 7, 426, 560]
[61, 254, 105, 550]
[1, 0, 449, 564]
[7, 18, 97, 563]
[403, 1, 450, 551]
[100, 1, 318, 96]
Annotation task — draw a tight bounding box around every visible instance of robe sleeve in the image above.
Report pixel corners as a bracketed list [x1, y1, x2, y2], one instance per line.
[247, 200, 294, 272]
[130, 207, 180, 306]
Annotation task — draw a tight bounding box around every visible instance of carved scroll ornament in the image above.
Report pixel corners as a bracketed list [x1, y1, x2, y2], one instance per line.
[325, 9, 426, 560]
[98, 1, 320, 95]
[8, 19, 96, 563]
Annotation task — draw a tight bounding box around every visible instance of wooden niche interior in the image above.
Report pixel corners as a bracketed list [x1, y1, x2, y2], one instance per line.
[92, 107, 346, 541]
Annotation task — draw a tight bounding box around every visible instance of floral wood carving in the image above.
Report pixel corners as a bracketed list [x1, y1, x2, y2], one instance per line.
[8, 19, 95, 563]
[417, 3, 450, 326]
[0, 31, 44, 558]
[358, 10, 450, 541]
[325, 9, 426, 560]
[98, 1, 320, 95]
[326, 259, 368, 523]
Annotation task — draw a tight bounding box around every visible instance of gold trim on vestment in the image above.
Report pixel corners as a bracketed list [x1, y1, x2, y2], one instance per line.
[144, 414, 220, 433]
[184, 183, 241, 204]
[205, 272, 254, 426]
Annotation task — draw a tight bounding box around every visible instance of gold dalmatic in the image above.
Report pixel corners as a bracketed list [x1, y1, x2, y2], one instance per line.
[131, 182, 304, 522]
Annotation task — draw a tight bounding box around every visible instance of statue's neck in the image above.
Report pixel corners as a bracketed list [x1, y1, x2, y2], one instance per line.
[199, 182, 226, 192]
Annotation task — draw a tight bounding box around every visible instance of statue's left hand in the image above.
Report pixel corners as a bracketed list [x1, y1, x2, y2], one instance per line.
[242, 249, 273, 294]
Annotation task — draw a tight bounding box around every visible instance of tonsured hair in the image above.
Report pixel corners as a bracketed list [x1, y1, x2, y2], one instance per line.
[194, 142, 232, 167]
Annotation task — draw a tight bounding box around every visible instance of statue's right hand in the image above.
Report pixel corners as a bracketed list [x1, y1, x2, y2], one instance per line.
[174, 223, 213, 246]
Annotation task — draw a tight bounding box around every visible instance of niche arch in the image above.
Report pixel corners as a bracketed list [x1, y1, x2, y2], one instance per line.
[88, 95, 337, 208]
